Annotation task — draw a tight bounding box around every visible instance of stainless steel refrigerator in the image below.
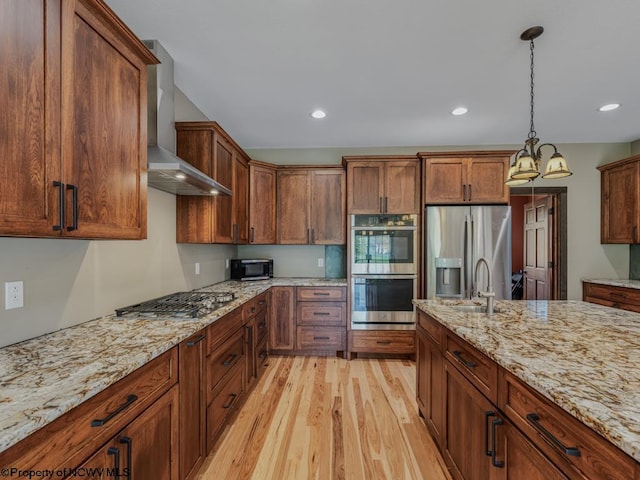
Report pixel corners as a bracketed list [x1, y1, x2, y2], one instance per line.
[425, 205, 511, 300]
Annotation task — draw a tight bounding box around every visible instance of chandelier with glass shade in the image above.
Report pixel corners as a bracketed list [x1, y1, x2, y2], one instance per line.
[505, 26, 573, 186]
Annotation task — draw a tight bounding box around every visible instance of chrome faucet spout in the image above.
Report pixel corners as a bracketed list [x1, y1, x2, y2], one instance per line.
[474, 257, 495, 314]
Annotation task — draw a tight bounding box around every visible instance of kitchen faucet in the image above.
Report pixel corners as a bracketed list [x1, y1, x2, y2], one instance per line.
[474, 257, 495, 314]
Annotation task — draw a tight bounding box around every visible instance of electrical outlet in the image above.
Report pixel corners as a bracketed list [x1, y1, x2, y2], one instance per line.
[317, 258, 324, 268]
[195, 262, 200, 275]
[5, 281, 24, 310]
[225, 259, 230, 269]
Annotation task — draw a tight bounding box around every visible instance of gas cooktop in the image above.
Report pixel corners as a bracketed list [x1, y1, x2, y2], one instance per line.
[115, 291, 235, 319]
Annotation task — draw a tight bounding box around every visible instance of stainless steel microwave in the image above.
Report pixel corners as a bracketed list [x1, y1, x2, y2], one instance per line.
[230, 259, 273, 281]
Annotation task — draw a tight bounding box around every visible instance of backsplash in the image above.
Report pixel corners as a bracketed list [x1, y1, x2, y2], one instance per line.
[630, 244, 640, 280]
[325, 245, 346, 278]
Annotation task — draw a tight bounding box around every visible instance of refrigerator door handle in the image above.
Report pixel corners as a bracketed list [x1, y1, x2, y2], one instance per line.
[464, 214, 470, 298]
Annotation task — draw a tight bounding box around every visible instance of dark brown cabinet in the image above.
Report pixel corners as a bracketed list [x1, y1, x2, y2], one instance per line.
[583, 281, 640, 313]
[249, 161, 277, 244]
[175, 122, 251, 244]
[598, 155, 640, 244]
[420, 152, 511, 204]
[0, 0, 154, 239]
[343, 157, 421, 214]
[179, 331, 207, 480]
[277, 167, 345, 245]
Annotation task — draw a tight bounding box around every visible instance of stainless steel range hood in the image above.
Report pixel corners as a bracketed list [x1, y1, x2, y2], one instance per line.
[145, 40, 231, 196]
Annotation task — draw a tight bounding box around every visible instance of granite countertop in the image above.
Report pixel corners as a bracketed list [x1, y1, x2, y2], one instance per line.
[413, 298, 640, 463]
[0, 277, 346, 454]
[582, 278, 640, 290]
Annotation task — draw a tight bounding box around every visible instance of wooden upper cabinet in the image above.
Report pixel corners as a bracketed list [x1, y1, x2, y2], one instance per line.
[421, 151, 512, 204]
[248, 161, 277, 244]
[343, 156, 421, 214]
[0, 0, 155, 239]
[175, 122, 251, 244]
[598, 155, 640, 244]
[277, 167, 345, 245]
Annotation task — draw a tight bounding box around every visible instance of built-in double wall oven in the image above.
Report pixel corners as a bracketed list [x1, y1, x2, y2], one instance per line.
[350, 214, 418, 330]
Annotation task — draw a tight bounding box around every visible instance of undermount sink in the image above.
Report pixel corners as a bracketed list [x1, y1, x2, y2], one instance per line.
[449, 304, 500, 314]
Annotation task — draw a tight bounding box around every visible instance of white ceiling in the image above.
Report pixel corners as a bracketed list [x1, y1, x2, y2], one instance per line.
[105, 0, 640, 149]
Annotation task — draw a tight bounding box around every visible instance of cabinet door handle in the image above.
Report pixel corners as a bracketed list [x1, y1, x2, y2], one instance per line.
[463, 184, 467, 202]
[119, 436, 133, 480]
[307, 228, 311, 244]
[223, 393, 239, 409]
[311, 228, 315, 244]
[314, 336, 331, 340]
[186, 334, 205, 346]
[453, 350, 477, 368]
[379, 196, 383, 213]
[491, 418, 504, 468]
[384, 196, 388, 213]
[376, 340, 391, 345]
[53, 181, 65, 231]
[484, 411, 496, 456]
[107, 447, 120, 476]
[526, 413, 581, 457]
[634, 225, 638, 243]
[91, 394, 138, 427]
[468, 184, 472, 202]
[66, 184, 78, 231]
[233, 223, 238, 243]
[222, 352, 238, 367]
[250, 227, 255, 243]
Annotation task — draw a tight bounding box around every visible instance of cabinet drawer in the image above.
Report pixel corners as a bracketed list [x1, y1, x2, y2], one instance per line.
[207, 306, 244, 355]
[206, 362, 244, 449]
[349, 330, 415, 354]
[296, 326, 345, 350]
[207, 327, 244, 402]
[0, 348, 177, 472]
[416, 310, 442, 348]
[499, 370, 635, 480]
[444, 333, 497, 403]
[297, 286, 346, 302]
[583, 282, 640, 308]
[244, 291, 269, 319]
[296, 302, 346, 326]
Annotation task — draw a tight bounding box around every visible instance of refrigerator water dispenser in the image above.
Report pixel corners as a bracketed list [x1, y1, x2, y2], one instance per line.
[435, 257, 463, 297]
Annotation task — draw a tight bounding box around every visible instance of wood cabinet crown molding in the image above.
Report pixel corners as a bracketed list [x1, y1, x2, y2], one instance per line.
[342, 154, 417, 167]
[596, 153, 640, 171]
[175, 121, 252, 162]
[417, 149, 516, 159]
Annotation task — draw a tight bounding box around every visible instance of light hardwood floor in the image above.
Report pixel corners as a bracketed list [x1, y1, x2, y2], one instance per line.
[196, 355, 452, 480]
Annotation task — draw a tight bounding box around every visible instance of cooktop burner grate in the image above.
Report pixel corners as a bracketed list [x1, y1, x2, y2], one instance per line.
[115, 291, 235, 319]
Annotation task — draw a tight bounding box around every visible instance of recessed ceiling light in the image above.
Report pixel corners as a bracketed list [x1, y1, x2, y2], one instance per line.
[451, 107, 468, 116]
[598, 103, 621, 112]
[175, 173, 186, 180]
[311, 110, 327, 119]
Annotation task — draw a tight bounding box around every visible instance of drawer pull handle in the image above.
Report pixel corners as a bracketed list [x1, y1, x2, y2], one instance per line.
[610, 292, 627, 298]
[313, 292, 331, 296]
[119, 436, 133, 480]
[376, 340, 391, 345]
[314, 336, 331, 340]
[491, 418, 504, 468]
[453, 350, 476, 368]
[313, 312, 331, 316]
[484, 411, 496, 456]
[526, 413, 581, 457]
[223, 353, 238, 367]
[223, 393, 238, 409]
[91, 394, 138, 427]
[186, 334, 206, 346]
[259, 350, 268, 359]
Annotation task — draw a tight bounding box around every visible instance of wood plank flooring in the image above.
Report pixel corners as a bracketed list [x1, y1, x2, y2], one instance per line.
[196, 355, 452, 480]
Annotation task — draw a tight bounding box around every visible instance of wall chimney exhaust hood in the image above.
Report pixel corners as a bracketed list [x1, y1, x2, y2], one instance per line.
[144, 40, 231, 196]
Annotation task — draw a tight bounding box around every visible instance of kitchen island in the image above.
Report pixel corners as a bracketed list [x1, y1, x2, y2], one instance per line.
[0, 278, 346, 455]
[414, 298, 640, 479]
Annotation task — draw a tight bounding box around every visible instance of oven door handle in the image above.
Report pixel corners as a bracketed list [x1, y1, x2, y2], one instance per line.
[351, 274, 418, 280]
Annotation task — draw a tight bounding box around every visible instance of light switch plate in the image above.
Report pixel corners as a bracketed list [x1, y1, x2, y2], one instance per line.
[195, 262, 200, 275]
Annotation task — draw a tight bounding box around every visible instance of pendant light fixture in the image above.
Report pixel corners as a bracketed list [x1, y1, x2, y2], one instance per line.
[505, 26, 572, 186]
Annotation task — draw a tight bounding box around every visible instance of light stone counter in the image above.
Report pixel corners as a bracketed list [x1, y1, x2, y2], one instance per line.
[0, 278, 346, 454]
[581, 278, 640, 289]
[413, 298, 640, 463]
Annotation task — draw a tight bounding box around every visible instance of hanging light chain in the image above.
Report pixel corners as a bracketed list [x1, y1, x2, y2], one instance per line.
[528, 37, 536, 141]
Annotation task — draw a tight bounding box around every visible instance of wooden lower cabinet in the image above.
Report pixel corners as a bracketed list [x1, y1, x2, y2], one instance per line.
[78, 386, 180, 480]
[416, 328, 444, 447]
[270, 286, 296, 351]
[583, 281, 640, 313]
[178, 331, 207, 480]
